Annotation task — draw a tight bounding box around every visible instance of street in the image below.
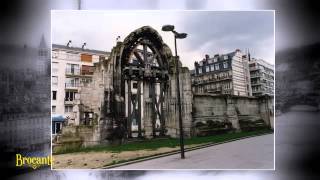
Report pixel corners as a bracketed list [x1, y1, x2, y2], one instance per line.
[113, 134, 274, 169]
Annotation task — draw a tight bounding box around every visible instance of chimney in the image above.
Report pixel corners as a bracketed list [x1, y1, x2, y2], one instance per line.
[67, 40, 72, 47]
[116, 36, 121, 42]
[205, 54, 210, 60]
[82, 42, 87, 50]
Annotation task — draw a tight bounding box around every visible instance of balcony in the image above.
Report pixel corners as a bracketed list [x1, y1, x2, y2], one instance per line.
[64, 99, 80, 105]
[250, 73, 262, 78]
[193, 75, 232, 85]
[65, 83, 80, 89]
[64, 99, 74, 105]
[249, 66, 259, 71]
[65, 68, 80, 76]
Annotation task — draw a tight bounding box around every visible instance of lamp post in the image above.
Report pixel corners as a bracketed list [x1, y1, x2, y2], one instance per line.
[162, 25, 187, 159]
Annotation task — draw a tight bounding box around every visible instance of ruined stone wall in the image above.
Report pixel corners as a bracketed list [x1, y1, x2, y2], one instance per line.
[76, 58, 114, 144]
[193, 94, 274, 130]
[166, 59, 193, 138]
[259, 96, 274, 129]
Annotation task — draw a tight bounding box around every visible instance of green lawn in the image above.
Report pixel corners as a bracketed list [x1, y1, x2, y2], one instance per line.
[53, 129, 273, 155]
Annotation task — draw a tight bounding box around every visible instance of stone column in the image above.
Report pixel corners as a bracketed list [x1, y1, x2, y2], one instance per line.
[143, 81, 153, 138]
[259, 96, 271, 127]
[226, 96, 240, 131]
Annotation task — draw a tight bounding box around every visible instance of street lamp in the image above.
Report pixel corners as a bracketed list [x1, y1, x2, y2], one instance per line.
[162, 25, 187, 159]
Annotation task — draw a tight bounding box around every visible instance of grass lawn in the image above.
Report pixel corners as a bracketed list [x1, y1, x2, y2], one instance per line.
[53, 128, 273, 155]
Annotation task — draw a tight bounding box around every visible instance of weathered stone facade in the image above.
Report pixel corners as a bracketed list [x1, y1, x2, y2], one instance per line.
[192, 94, 274, 134]
[166, 63, 193, 137]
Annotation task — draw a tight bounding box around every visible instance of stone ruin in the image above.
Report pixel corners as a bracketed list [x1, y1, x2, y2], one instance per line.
[53, 26, 272, 151]
[54, 26, 193, 149]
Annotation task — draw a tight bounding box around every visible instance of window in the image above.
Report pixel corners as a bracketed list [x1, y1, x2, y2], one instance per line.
[213, 57, 218, 62]
[65, 106, 73, 113]
[81, 65, 94, 75]
[206, 66, 210, 72]
[52, 106, 56, 113]
[52, 76, 58, 86]
[66, 64, 80, 75]
[133, 82, 138, 89]
[198, 68, 202, 74]
[65, 91, 77, 101]
[215, 64, 220, 70]
[52, 62, 59, 73]
[210, 65, 215, 71]
[224, 55, 228, 60]
[52, 91, 57, 100]
[65, 77, 80, 87]
[54, 122, 62, 134]
[223, 62, 228, 69]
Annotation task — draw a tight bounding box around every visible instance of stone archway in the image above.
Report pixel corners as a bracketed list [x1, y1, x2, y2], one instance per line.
[112, 26, 173, 138]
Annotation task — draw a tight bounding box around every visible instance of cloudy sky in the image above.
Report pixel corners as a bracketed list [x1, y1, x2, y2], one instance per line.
[52, 10, 274, 69]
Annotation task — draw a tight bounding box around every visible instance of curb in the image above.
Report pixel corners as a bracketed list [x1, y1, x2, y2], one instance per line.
[102, 132, 273, 169]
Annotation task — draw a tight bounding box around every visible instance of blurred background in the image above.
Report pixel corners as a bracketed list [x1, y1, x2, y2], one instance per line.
[1, 0, 319, 179]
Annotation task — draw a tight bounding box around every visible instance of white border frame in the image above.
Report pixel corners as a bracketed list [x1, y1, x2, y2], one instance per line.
[50, 9, 276, 171]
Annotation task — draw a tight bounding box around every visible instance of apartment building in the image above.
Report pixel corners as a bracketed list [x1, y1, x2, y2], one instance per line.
[192, 49, 252, 96]
[249, 58, 274, 96]
[51, 43, 109, 133]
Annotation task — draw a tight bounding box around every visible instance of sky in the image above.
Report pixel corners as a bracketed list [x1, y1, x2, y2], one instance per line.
[52, 10, 274, 69]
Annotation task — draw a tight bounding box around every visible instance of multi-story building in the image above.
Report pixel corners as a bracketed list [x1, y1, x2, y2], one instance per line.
[249, 58, 274, 96]
[0, 35, 51, 153]
[192, 49, 252, 96]
[51, 43, 110, 133]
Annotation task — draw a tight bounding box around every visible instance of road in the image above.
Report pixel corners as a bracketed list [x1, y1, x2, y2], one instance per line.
[113, 134, 274, 169]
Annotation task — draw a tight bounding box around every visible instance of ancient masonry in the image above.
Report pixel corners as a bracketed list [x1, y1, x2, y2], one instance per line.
[54, 26, 273, 149]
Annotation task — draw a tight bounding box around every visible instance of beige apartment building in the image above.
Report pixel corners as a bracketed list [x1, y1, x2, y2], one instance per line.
[51, 43, 109, 134]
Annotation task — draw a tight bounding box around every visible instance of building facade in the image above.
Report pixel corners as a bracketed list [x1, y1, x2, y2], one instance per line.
[51, 43, 109, 132]
[249, 58, 274, 96]
[192, 49, 252, 96]
[0, 36, 51, 153]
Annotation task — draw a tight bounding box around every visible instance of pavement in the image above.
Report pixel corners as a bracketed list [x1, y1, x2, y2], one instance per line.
[113, 133, 274, 169]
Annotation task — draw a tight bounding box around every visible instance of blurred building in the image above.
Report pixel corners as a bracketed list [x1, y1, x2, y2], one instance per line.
[51, 43, 109, 134]
[0, 36, 51, 153]
[192, 49, 252, 96]
[249, 58, 274, 96]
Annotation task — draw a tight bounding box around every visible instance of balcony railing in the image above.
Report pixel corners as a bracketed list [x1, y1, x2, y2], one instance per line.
[65, 68, 80, 75]
[65, 83, 80, 88]
[193, 75, 232, 85]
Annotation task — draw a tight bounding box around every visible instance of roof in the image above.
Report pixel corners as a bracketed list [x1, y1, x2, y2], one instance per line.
[199, 50, 240, 63]
[52, 44, 110, 55]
